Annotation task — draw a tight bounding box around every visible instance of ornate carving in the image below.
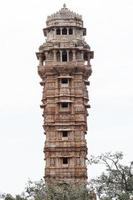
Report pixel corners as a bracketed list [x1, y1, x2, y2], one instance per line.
[75, 105, 84, 112]
[37, 5, 93, 185]
[47, 6, 82, 21]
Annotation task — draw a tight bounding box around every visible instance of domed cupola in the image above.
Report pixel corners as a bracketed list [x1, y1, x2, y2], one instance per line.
[46, 4, 83, 27]
[43, 4, 86, 39]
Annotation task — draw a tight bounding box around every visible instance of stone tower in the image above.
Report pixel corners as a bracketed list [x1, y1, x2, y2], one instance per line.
[36, 4, 94, 185]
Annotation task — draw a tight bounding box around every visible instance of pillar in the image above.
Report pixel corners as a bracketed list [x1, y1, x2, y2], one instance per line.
[81, 51, 84, 60]
[67, 50, 69, 62]
[72, 50, 76, 61]
[60, 50, 62, 62]
[53, 50, 56, 61]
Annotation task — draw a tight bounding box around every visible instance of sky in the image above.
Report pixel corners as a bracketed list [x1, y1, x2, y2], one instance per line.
[0, 0, 133, 196]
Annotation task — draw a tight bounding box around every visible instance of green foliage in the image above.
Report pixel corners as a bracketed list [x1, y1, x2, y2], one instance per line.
[88, 152, 133, 200]
[2, 194, 26, 200]
[25, 181, 94, 200]
[45, 183, 93, 200]
[1, 181, 94, 200]
[3, 194, 15, 200]
[24, 179, 45, 200]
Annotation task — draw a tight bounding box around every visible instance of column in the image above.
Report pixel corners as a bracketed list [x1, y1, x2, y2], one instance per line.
[81, 51, 84, 60]
[60, 50, 62, 62]
[53, 50, 56, 61]
[67, 28, 69, 35]
[73, 28, 75, 36]
[67, 50, 69, 62]
[60, 28, 62, 35]
[72, 50, 76, 61]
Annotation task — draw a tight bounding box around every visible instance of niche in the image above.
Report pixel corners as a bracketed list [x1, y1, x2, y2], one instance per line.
[62, 28, 67, 35]
[56, 51, 60, 62]
[69, 51, 73, 61]
[62, 50, 67, 62]
[69, 28, 73, 35]
[56, 28, 61, 35]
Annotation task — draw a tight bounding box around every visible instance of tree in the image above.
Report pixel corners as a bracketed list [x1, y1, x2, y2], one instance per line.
[1, 180, 96, 200]
[1, 194, 26, 200]
[24, 179, 45, 200]
[24, 181, 95, 200]
[44, 183, 94, 200]
[88, 152, 133, 200]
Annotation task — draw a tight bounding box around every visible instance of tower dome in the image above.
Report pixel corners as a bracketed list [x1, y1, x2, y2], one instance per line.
[46, 4, 83, 28]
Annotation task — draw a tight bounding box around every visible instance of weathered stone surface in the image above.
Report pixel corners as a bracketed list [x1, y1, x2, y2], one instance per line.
[36, 4, 93, 185]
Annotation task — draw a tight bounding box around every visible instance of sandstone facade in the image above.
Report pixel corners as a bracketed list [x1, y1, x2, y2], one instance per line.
[36, 4, 94, 184]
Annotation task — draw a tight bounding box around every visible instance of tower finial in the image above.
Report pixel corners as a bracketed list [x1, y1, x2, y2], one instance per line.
[63, 3, 66, 8]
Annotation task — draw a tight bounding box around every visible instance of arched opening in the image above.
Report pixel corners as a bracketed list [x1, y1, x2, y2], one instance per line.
[56, 28, 61, 35]
[62, 50, 67, 62]
[62, 28, 67, 35]
[84, 52, 88, 61]
[56, 51, 60, 62]
[69, 50, 73, 61]
[69, 28, 73, 35]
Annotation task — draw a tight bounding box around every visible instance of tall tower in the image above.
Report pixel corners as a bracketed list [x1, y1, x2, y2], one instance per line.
[36, 4, 94, 185]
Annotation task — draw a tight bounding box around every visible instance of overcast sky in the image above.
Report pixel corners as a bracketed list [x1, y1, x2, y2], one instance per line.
[0, 0, 133, 196]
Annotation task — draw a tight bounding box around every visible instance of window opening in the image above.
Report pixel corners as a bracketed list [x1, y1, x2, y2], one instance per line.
[69, 28, 73, 35]
[61, 78, 68, 84]
[84, 52, 88, 60]
[61, 102, 69, 108]
[62, 28, 67, 35]
[62, 131, 68, 137]
[69, 51, 73, 61]
[56, 28, 61, 35]
[63, 157, 68, 164]
[62, 50, 67, 62]
[56, 51, 60, 62]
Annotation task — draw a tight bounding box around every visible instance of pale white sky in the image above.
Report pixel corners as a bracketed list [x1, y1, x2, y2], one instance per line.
[0, 0, 133, 196]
